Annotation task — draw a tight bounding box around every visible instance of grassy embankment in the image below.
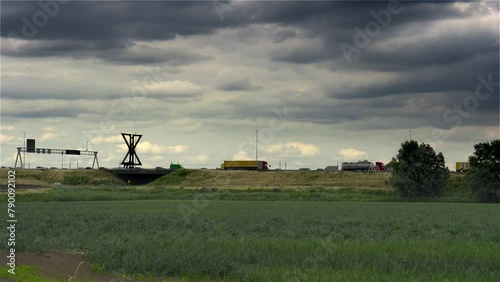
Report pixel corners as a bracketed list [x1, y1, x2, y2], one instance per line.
[0, 168, 122, 187]
[1, 200, 499, 281]
[0, 168, 472, 203]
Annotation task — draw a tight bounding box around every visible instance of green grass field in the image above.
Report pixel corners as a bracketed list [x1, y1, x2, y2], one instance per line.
[0, 169, 491, 280]
[0, 265, 64, 282]
[4, 200, 499, 281]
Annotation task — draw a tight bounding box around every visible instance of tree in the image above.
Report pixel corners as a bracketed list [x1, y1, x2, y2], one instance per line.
[467, 140, 500, 203]
[386, 156, 399, 170]
[389, 140, 449, 197]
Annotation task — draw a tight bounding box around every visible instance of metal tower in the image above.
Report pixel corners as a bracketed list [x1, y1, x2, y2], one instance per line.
[120, 133, 142, 169]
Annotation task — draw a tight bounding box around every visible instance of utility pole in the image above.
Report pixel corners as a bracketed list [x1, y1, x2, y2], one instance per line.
[23, 132, 26, 169]
[255, 130, 258, 161]
[409, 130, 412, 140]
[86, 140, 89, 151]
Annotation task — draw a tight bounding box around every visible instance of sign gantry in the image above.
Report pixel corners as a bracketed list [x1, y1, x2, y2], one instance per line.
[14, 141, 99, 169]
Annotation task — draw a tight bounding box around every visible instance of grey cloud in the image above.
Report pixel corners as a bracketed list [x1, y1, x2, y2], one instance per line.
[2, 39, 211, 66]
[0, 80, 123, 100]
[216, 71, 262, 91]
[147, 91, 204, 100]
[6, 108, 78, 119]
[1, 1, 259, 45]
[271, 28, 297, 43]
[215, 87, 498, 132]
[217, 80, 261, 92]
[2, 1, 495, 70]
[2, 2, 206, 41]
[0, 1, 498, 134]
[325, 54, 499, 100]
[268, 2, 497, 65]
[2, 2, 491, 39]
[348, 26, 498, 71]
[96, 45, 211, 65]
[270, 40, 332, 64]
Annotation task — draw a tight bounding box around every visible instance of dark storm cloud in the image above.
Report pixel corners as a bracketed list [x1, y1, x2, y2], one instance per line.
[1, 2, 220, 41]
[1, 1, 230, 64]
[361, 34, 497, 68]
[1, 1, 274, 45]
[0, 2, 460, 47]
[268, 2, 497, 64]
[2, 1, 494, 65]
[1, 38, 211, 65]
[337, 22, 499, 72]
[303, 1, 499, 132]
[1, 0, 497, 131]
[325, 53, 499, 99]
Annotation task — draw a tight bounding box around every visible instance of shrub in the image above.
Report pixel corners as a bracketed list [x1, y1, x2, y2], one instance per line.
[389, 140, 449, 197]
[467, 140, 500, 203]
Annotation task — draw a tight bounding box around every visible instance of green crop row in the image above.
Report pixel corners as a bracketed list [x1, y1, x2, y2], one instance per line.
[2, 200, 499, 281]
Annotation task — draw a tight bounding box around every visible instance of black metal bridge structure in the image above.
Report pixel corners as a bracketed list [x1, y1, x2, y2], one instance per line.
[111, 133, 176, 185]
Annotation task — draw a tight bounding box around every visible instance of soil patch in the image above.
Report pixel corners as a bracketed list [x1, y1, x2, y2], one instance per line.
[3, 252, 162, 281]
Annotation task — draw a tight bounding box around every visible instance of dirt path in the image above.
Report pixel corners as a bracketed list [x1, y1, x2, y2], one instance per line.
[3, 252, 147, 282]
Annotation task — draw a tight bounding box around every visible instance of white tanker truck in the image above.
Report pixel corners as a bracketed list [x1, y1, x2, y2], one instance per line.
[341, 161, 385, 172]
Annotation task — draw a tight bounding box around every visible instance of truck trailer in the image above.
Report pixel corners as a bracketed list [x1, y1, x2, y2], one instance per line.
[456, 162, 470, 172]
[341, 161, 385, 172]
[222, 160, 269, 171]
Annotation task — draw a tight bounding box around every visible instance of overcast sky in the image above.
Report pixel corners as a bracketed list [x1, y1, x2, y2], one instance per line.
[1, 1, 499, 170]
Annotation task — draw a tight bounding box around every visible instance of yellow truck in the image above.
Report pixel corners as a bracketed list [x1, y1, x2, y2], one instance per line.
[456, 162, 470, 172]
[222, 160, 269, 170]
